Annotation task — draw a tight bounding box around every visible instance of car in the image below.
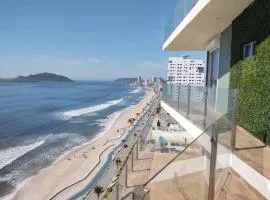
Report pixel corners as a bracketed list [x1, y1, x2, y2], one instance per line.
[123, 144, 128, 148]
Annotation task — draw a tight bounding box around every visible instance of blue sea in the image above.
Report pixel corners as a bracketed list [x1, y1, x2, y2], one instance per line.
[0, 81, 144, 198]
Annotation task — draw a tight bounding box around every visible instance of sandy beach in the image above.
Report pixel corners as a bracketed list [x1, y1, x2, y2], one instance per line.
[12, 88, 155, 200]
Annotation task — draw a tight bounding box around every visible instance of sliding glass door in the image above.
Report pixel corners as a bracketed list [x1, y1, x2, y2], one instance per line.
[207, 48, 219, 108]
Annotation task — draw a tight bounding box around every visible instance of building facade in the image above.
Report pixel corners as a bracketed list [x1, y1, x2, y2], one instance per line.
[159, 0, 270, 199]
[167, 56, 206, 86]
[137, 75, 142, 85]
[167, 56, 206, 102]
[151, 76, 158, 83]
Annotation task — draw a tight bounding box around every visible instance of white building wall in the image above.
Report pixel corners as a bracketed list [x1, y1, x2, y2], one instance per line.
[167, 56, 206, 102]
[167, 56, 206, 86]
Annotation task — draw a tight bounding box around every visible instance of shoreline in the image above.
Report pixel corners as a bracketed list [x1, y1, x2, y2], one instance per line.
[0, 106, 128, 200]
[8, 88, 155, 200]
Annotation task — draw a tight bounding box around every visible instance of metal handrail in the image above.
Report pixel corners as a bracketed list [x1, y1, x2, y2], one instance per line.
[105, 99, 159, 200]
[87, 98, 157, 197]
[120, 114, 226, 200]
[143, 113, 229, 187]
[143, 126, 206, 186]
[120, 128, 207, 200]
[84, 97, 158, 200]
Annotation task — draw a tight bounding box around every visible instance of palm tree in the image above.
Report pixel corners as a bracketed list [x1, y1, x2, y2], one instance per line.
[156, 106, 161, 114]
[115, 157, 122, 170]
[94, 185, 104, 200]
[128, 118, 133, 124]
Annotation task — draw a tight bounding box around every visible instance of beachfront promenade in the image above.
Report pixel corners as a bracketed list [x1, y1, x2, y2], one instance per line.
[83, 96, 159, 200]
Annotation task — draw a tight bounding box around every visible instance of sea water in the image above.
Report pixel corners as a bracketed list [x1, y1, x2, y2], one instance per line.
[0, 81, 144, 198]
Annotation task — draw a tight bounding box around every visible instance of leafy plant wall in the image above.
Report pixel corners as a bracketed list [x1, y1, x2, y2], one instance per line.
[230, 36, 270, 142]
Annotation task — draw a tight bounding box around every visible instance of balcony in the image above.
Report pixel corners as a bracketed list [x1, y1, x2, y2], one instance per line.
[105, 106, 269, 200]
[71, 85, 270, 200]
[104, 84, 269, 200]
[163, 0, 254, 51]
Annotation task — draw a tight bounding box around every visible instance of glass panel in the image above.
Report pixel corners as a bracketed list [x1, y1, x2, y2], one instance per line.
[214, 114, 233, 199]
[145, 125, 212, 200]
[244, 44, 251, 58]
[161, 84, 238, 131]
[189, 85, 205, 125]
[164, 0, 201, 42]
[232, 89, 269, 183]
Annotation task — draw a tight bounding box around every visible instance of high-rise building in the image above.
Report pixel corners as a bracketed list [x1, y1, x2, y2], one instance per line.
[144, 78, 148, 86]
[152, 76, 158, 83]
[137, 76, 142, 85]
[167, 56, 206, 102]
[167, 56, 206, 86]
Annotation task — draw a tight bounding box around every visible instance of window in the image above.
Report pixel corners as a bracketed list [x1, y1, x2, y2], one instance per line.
[197, 67, 204, 73]
[243, 41, 256, 59]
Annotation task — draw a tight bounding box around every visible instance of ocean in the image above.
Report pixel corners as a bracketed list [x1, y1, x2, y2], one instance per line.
[0, 81, 145, 198]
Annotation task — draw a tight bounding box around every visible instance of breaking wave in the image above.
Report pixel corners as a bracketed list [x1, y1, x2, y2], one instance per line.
[0, 140, 45, 170]
[61, 98, 123, 119]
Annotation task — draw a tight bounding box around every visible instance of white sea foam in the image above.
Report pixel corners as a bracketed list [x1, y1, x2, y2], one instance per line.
[129, 89, 141, 93]
[88, 122, 99, 126]
[69, 118, 87, 124]
[98, 110, 123, 133]
[0, 140, 45, 170]
[0, 104, 137, 200]
[62, 98, 123, 119]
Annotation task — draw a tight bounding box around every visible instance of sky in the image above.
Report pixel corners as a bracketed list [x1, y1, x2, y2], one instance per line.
[0, 0, 206, 80]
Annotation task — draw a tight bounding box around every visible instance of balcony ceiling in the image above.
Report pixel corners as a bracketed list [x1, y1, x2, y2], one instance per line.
[163, 0, 254, 51]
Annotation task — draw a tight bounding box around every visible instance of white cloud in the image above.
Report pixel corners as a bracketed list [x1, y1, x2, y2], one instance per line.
[61, 59, 84, 65]
[60, 57, 100, 65]
[86, 57, 100, 63]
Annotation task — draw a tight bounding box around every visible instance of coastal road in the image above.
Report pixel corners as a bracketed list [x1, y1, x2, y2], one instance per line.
[84, 97, 159, 200]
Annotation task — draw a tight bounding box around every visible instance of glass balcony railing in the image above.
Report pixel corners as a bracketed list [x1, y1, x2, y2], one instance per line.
[63, 84, 269, 200]
[106, 113, 236, 200]
[105, 103, 266, 199]
[164, 0, 200, 43]
[79, 84, 268, 200]
[160, 83, 270, 198]
[161, 84, 238, 132]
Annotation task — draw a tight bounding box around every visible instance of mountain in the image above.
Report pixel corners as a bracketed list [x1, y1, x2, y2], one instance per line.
[114, 78, 138, 84]
[0, 73, 73, 82]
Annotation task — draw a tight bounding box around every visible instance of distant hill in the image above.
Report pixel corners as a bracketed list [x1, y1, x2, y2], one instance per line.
[0, 73, 73, 82]
[114, 78, 138, 84]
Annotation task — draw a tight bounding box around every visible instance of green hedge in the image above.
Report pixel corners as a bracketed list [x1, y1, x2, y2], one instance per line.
[230, 36, 270, 142]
